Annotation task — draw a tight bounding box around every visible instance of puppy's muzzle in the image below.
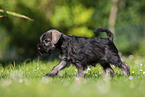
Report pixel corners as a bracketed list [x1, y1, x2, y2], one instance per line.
[37, 44, 55, 56]
[37, 44, 47, 56]
[37, 44, 42, 52]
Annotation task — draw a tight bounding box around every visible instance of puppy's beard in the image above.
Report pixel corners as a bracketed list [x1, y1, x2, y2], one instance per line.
[39, 47, 55, 56]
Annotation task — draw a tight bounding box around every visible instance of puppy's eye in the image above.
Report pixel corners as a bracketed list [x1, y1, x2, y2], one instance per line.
[44, 39, 50, 44]
[45, 40, 49, 43]
[46, 42, 51, 45]
[44, 41, 51, 46]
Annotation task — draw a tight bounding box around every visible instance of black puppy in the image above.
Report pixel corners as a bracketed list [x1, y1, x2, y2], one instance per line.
[37, 28, 130, 77]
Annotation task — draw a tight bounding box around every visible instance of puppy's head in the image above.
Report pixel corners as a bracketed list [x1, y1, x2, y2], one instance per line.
[37, 29, 62, 56]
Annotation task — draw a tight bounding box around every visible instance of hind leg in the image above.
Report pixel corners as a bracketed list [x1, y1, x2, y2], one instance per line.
[110, 59, 130, 76]
[108, 50, 130, 76]
[101, 63, 114, 77]
[117, 62, 130, 76]
[75, 63, 87, 77]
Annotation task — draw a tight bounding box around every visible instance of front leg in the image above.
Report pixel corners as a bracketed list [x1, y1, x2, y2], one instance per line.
[45, 60, 70, 77]
[101, 63, 114, 77]
[75, 63, 87, 77]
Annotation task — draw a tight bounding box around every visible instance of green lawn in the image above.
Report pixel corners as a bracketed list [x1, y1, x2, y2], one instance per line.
[0, 56, 145, 97]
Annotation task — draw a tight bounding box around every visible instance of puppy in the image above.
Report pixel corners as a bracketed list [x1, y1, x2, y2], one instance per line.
[37, 28, 130, 77]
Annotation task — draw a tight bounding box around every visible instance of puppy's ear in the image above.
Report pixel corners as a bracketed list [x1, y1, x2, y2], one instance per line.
[48, 30, 62, 44]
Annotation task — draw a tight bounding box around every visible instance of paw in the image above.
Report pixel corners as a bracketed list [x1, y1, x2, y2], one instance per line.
[44, 73, 56, 77]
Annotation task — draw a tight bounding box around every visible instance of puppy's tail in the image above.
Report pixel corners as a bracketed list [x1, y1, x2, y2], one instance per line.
[94, 28, 113, 41]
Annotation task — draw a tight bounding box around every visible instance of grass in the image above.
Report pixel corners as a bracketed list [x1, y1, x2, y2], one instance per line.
[0, 56, 145, 97]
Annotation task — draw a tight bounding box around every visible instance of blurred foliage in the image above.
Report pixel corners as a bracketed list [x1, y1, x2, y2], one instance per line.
[0, 0, 145, 61]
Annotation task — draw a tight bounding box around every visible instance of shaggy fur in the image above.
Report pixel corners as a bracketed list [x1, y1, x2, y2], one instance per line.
[37, 28, 130, 77]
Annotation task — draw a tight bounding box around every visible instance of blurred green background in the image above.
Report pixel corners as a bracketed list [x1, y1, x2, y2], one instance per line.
[0, 0, 145, 61]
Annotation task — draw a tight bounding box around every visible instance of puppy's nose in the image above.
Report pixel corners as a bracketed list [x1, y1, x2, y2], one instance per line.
[38, 47, 41, 50]
[37, 44, 41, 50]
